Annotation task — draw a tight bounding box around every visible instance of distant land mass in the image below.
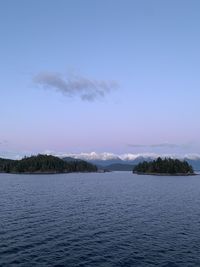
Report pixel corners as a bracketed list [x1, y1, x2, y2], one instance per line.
[0, 155, 97, 174]
[102, 163, 135, 171]
[69, 155, 200, 171]
[133, 157, 194, 176]
[1, 154, 200, 173]
[100, 163, 135, 171]
[62, 157, 135, 171]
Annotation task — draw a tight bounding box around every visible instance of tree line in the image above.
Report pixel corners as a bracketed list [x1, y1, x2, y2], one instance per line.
[0, 154, 97, 173]
[133, 157, 194, 174]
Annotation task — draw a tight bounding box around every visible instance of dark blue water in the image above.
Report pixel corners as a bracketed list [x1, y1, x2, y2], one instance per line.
[1, 172, 200, 267]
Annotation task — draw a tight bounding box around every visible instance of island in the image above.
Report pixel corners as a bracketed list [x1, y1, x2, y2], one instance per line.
[0, 154, 97, 174]
[133, 157, 195, 176]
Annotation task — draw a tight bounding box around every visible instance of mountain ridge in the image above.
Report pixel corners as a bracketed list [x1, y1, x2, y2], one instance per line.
[62, 154, 200, 171]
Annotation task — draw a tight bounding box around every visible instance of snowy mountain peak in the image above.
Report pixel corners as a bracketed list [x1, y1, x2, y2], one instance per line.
[58, 152, 200, 162]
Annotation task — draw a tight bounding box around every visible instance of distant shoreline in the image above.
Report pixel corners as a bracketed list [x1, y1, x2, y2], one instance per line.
[0, 171, 96, 175]
[133, 171, 197, 176]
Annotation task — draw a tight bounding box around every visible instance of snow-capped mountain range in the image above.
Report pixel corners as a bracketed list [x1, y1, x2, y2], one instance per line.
[59, 152, 200, 170]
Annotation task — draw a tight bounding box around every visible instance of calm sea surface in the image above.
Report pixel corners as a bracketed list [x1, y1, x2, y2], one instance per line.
[1, 172, 200, 267]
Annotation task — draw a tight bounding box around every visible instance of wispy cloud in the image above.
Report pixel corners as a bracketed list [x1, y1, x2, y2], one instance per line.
[0, 140, 8, 146]
[128, 143, 184, 149]
[33, 72, 118, 101]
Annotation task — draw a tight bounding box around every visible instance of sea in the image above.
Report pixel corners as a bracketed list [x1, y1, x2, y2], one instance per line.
[0, 172, 200, 267]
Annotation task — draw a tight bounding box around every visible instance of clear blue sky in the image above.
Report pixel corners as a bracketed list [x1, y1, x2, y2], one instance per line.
[1, 0, 200, 158]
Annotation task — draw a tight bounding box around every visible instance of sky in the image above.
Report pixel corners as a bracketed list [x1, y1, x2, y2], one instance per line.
[1, 0, 200, 159]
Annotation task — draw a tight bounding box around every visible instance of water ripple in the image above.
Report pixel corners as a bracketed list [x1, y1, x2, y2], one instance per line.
[1, 172, 200, 266]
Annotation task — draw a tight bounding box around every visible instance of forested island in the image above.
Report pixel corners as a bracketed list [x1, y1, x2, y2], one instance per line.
[133, 157, 194, 175]
[0, 154, 97, 174]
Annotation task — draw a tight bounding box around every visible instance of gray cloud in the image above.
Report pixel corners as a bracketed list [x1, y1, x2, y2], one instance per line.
[0, 140, 8, 146]
[33, 72, 118, 101]
[128, 143, 183, 149]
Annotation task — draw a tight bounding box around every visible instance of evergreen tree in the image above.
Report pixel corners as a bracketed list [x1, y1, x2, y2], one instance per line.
[133, 158, 194, 174]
